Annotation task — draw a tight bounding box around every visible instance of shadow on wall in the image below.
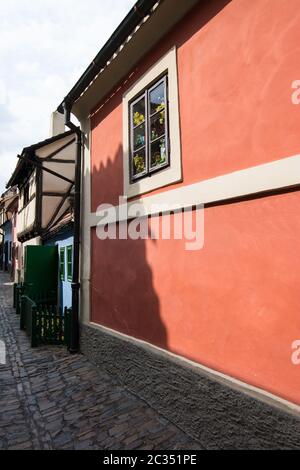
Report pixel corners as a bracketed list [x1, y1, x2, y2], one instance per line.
[90, 145, 168, 350]
[87, 0, 233, 351]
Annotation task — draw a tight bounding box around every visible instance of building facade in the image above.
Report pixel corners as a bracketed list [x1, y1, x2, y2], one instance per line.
[63, 0, 300, 410]
[6, 115, 76, 309]
[5, 0, 297, 448]
[7, 123, 76, 282]
[2, 219, 12, 273]
[0, 187, 19, 278]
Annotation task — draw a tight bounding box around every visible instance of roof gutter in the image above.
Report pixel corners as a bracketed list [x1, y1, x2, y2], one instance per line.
[63, 104, 82, 354]
[57, 0, 159, 113]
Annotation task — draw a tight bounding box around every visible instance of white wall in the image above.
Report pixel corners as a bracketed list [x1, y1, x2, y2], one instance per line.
[17, 198, 36, 236]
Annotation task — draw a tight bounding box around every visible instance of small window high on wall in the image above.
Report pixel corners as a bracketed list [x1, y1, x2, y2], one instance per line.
[129, 76, 169, 182]
[123, 47, 182, 198]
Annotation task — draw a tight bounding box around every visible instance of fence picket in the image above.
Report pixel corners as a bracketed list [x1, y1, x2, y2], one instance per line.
[18, 296, 71, 349]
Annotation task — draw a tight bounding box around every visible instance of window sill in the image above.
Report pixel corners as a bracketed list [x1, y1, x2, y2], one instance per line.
[127, 165, 182, 199]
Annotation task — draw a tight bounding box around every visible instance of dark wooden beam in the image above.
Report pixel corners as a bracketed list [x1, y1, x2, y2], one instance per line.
[36, 167, 42, 232]
[45, 183, 74, 231]
[45, 159, 75, 164]
[17, 155, 74, 185]
[42, 192, 66, 197]
[42, 207, 72, 239]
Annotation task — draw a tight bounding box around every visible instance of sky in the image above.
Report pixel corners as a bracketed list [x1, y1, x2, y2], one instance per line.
[0, 0, 136, 194]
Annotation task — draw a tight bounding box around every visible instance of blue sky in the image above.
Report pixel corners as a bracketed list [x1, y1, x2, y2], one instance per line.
[0, 0, 135, 194]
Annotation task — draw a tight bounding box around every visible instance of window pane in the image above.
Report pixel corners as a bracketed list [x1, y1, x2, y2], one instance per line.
[60, 249, 65, 281]
[132, 97, 145, 127]
[150, 110, 165, 142]
[67, 246, 73, 281]
[132, 148, 146, 178]
[133, 123, 146, 150]
[149, 81, 165, 115]
[67, 247, 72, 263]
[150, 137, 167, 169]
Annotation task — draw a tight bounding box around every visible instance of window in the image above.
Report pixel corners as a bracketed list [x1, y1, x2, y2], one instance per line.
[66, 246, 73, 282]
[60, 248, 65, 281]
[130, 76, 169, 182]
[123, 47, 182, 198]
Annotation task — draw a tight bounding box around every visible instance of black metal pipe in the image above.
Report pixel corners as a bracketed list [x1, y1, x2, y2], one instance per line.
[57, 0, 158, 112]
[63, 105, 82, 354]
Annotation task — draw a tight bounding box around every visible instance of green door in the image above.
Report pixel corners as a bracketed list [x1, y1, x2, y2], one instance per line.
[24, 246, 58, 302]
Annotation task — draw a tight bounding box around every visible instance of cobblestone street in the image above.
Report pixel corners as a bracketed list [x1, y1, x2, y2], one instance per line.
[0, 272, 201, 450]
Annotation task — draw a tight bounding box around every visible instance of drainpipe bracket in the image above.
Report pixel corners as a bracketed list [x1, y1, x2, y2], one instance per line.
[71, 282, 81, 291]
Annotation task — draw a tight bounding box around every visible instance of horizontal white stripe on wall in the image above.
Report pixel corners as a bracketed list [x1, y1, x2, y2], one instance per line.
[88, 154, 300, 227]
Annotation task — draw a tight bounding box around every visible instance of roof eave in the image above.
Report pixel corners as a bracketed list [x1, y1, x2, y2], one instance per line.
[6, 130, 74, 189]
[57, 0, 160, 114]
[67, 0, 199, 120]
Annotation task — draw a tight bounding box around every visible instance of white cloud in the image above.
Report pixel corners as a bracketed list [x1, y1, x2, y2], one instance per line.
[0, 79, 7, 105]
[0, 0, 136, 193]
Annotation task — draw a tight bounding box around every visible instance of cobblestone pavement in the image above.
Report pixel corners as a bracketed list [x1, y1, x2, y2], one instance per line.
[0, 272, 201, 450]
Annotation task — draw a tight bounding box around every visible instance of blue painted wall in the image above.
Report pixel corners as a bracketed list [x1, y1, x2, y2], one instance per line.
[44, 225, 73, 310]
[3, 220, 12, 272]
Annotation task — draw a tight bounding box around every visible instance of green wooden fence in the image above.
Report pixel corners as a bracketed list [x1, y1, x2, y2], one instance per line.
[14, 283, 57, 316]
[20, 295, 71, 348]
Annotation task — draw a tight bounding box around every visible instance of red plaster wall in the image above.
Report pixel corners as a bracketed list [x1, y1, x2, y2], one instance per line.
[92, 192, 300, 405]
[90, 0, 300, 404]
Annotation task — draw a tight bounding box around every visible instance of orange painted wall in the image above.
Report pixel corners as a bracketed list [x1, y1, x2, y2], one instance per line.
[90, 0, 300, 404]
[91, 0, 300, 208]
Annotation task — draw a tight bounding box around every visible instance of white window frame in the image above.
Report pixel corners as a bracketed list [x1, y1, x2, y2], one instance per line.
[123, 47, 182, 198]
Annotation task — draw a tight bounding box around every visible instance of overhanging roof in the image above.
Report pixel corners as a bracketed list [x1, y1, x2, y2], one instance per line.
[22, 130, 73, 153]
[6, 130, 74, 189]
[57, 0, 159, 114]
[58, 0, 199, 119]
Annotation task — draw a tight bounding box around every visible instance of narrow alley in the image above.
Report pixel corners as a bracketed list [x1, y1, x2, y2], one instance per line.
[0, 272, 201, 450]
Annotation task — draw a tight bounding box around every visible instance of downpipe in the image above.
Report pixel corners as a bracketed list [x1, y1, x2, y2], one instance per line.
[63, 103, 82, 354]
